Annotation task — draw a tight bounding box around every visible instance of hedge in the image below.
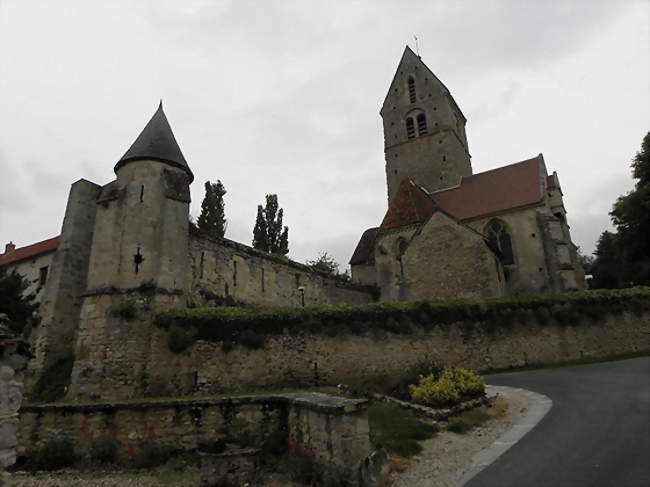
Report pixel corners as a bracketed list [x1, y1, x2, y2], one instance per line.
[153, 287, 650, 353]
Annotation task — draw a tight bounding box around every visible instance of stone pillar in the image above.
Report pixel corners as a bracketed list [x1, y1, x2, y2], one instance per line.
[0, 325, 31, 487]
[284, 392, 387, 486]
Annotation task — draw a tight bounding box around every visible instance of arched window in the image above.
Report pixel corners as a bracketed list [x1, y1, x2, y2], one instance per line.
[406, 117, 415, 139]
[407, 76, 416, 103]
[417, 113, 428, 136]
[486, 219, 514, 265]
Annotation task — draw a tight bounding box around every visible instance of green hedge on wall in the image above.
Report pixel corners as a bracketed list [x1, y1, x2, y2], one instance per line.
[153, 287, 650, 353]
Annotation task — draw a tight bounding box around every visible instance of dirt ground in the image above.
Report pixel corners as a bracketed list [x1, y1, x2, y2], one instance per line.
[13, 388, 527, 487]
[390, 387, 528, 487]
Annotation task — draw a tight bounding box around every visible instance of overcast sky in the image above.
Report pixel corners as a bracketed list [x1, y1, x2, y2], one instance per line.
[1, 0, 648, 269]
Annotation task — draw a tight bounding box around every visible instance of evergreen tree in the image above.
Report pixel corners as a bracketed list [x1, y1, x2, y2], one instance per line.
[0, 265, 39, 335]
[197, 180, 227, 237]
[252, 194, 289, 255]
[591, 132, 650, 287]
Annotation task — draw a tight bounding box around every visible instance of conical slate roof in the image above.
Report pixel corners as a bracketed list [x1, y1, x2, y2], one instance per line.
[115, 102, 194, 181]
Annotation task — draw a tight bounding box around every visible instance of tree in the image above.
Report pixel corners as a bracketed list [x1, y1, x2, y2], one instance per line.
[197, 180, 227, 238]
[0, 265, 39, 336]
[252, 194, 289, 255]
[306, 252, 339, 275]
[589, 231, 622, 289]
[591, 132, 650, 287]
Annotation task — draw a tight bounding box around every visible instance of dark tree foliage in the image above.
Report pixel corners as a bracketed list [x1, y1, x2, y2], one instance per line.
[252, 194, 289, 255]
[591, 132, 650, 287]
[197, 180, 227, 238]
[306, 251, 340, 275]
[0, 265, 39, 335]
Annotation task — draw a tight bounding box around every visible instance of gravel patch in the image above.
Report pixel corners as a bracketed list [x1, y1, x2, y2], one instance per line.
[390, 385, 531, 487]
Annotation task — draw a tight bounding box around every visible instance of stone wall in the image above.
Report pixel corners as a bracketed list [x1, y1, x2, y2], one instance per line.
[19, 393, 377, 485]
[142, 310, 648, 398]
[1, 328, 30, 487]
[188, 234, 374, 308]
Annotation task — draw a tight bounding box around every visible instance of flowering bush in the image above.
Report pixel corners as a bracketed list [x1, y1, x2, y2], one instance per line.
[409, 367, 485, 407]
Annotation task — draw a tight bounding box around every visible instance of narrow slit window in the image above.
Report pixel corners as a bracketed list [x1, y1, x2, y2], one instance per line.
[233, 260, 238, 287]
[200, 251, 205, 278]
[417, 114, 428, 135]
[39, 266, 48, 286]
[140, 185, 144, 203]
[406, 117, 415, 139]
[261, 268, 265, 292]
[407, 76, 416, 103]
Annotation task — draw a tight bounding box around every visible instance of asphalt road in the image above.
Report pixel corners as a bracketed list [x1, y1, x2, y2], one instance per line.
[465, 357, 650, 487]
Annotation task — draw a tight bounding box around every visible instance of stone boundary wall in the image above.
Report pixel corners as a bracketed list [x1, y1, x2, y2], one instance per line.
[143, 311, 650, 397]
[188, 233, 375, 308]
[19, 393, 376, 484]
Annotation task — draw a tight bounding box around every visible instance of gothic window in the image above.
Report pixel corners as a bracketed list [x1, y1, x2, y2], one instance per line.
[417, 113, 428, 136]
[406, 117, 415, 139]
[407, 76, 416, 103]
[486, 219, 514, 265]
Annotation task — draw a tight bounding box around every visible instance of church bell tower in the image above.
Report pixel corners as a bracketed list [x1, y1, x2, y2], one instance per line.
[382, 47, 473, 203]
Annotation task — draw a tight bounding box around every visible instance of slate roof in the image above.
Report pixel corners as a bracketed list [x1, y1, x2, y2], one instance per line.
[349, 227, 380, 266]
[115, 102, 194, 182]
[0, 236, 60, 266]
[430, 156, 544, 221]
[349, 155, 548, 265]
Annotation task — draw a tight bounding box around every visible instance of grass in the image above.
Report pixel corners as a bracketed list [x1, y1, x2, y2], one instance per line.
[447, 398, 509, 434]
[482, 349, 650, 375]
[368, 403, 438, 457]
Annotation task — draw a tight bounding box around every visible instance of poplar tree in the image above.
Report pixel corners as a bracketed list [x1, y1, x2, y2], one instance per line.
[252, 194, 289, 255]
[197, 180, 227, 238]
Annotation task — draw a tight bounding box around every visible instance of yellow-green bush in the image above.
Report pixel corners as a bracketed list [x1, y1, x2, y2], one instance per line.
[453, 368, 485, 397]
[409, 367, 485, 407]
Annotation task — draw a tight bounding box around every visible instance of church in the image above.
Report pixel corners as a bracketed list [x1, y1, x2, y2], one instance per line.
[0, 46, 585, 395]
[349, 46, 586, 299]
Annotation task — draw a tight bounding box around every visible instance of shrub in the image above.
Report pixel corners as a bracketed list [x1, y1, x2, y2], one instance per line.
[409, 371, 460, 407]
[90, 435, 118, 464]
[153, 287, 650, 352]
[33, 439, 76, 470]
[453, 368, 485, 398]
[111, 300, 137, 321]
[409, 367, 485, 407]
[238, 329, 265, 349]
[134, 443, 175, 469]
[168, 324, 197, 353]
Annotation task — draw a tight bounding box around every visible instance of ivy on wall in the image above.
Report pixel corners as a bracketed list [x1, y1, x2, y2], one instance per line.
[154, 287, 650, 353]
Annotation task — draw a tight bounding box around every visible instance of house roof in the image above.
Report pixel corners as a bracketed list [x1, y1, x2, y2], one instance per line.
[115, 102, 194, 182]
[430, 156, 544, 221]
[380, 179, 436, 230]
[349, 227, 380, 265]
[0, 236, 60, 266]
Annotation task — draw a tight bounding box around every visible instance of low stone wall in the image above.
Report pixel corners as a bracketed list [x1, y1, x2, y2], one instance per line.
[142, 310, 650, 397]
[19, 393, 378, 485]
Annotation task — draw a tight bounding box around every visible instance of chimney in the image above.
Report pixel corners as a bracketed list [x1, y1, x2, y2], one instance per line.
[4, 242, 15, 255]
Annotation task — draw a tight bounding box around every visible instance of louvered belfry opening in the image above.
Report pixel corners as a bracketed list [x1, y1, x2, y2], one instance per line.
[417, 113, 428, 135]
[406, 117, 415, 139]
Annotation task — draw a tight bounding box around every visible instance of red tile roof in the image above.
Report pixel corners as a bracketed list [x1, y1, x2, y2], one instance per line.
[430, 156, 544, 221]
[0, 236, 60, 266]
[380, 179, 437, 230]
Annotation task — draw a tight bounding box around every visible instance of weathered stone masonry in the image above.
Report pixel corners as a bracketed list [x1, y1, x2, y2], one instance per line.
[19, 393, 379, 486]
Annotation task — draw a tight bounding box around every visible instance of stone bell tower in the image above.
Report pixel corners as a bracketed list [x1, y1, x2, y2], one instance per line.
[382, 46, 472, 203]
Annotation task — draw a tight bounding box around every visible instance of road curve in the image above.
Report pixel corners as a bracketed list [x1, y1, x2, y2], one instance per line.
[464, 357, 650, 487]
